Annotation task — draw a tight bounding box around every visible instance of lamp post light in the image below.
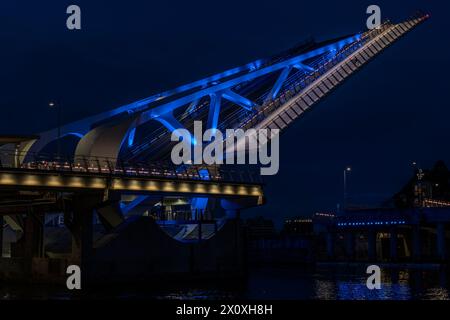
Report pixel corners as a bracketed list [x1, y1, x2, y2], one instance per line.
[343, 166, 352, 211]
[49, 101, 61, 160]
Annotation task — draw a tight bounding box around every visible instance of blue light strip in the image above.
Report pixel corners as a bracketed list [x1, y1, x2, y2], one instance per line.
[65, 132, 84, 139]
[127, 127, 136, 147]
[337, 220, 407, 227]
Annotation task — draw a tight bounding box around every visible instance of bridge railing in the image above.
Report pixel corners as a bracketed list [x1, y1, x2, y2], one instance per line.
[240, 20, 395, 130]
[0, 150, 263, 185]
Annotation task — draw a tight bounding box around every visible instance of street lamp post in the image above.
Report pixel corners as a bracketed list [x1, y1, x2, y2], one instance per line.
[49, 101, 61, 160]
[343, 166, 352, 211]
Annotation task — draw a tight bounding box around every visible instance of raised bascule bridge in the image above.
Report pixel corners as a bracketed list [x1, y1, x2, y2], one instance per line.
[0, 13, 428, 284]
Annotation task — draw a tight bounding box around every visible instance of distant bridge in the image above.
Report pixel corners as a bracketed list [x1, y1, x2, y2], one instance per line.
[317, 206, 450, 262]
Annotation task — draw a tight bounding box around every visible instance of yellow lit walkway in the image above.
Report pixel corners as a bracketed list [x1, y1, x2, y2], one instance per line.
[0, 168, 264, 200]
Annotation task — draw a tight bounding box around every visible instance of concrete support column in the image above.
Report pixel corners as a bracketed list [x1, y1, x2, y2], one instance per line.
[368, 230, 376, 261]
[15, 209, 44, 259]
[412, 225, 421, 261]
[437, 223, 446, 261]
[390, 227, 398, 261]
[71, 211, 93, 288]
[0, 215, 3, 258]
[69, 192, 104, 287]
[326, 232, 335, 260]
[345, 232, 355, 259]
[220, 198, 251, 276]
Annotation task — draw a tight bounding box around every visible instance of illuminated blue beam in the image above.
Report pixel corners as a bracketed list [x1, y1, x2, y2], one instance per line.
[207, 93, 221, 132]
[267, 63, 315, 101]
[221, 89, 259, 111]
[140, 34, 361, 119]
[267, 66, 293, 101]
[122, 195, 148, 215]
[153, 114, 181, 132]
[293, 63, 315, 72]
[153, 112, 196, 144]
[127, 127, 136, 147]
[115, 61, 267, 113]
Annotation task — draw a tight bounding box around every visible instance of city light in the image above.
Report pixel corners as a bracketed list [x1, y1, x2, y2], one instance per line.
[337, 220, 406, 227]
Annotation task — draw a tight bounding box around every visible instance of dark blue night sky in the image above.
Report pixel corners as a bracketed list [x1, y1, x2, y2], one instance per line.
[1, 1, 449, 228]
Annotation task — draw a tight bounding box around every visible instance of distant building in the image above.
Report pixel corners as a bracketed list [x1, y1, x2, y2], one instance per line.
[283, 217, 313, 235]
[394, 160, 450, 208]
[246, 216, 314, 265]
[245, 216, 275, 239]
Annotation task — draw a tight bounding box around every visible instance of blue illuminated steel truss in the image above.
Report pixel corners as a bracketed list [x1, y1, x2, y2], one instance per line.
[129, 35, 360, 135]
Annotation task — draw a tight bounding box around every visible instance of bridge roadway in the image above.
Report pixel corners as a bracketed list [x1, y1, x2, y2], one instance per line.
[0, 165, 264, 199]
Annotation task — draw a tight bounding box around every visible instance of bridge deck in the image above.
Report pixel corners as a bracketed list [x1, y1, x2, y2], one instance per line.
[0, 167, 264, 198]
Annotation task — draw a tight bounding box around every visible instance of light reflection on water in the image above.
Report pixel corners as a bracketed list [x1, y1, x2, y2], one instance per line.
[243, 266, 450, 300]
[1, 266, 449, 300]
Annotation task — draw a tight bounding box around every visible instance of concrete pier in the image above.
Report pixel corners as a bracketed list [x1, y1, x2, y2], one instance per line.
[11, 209, 44, 259]
[68, 192, 104, 286]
